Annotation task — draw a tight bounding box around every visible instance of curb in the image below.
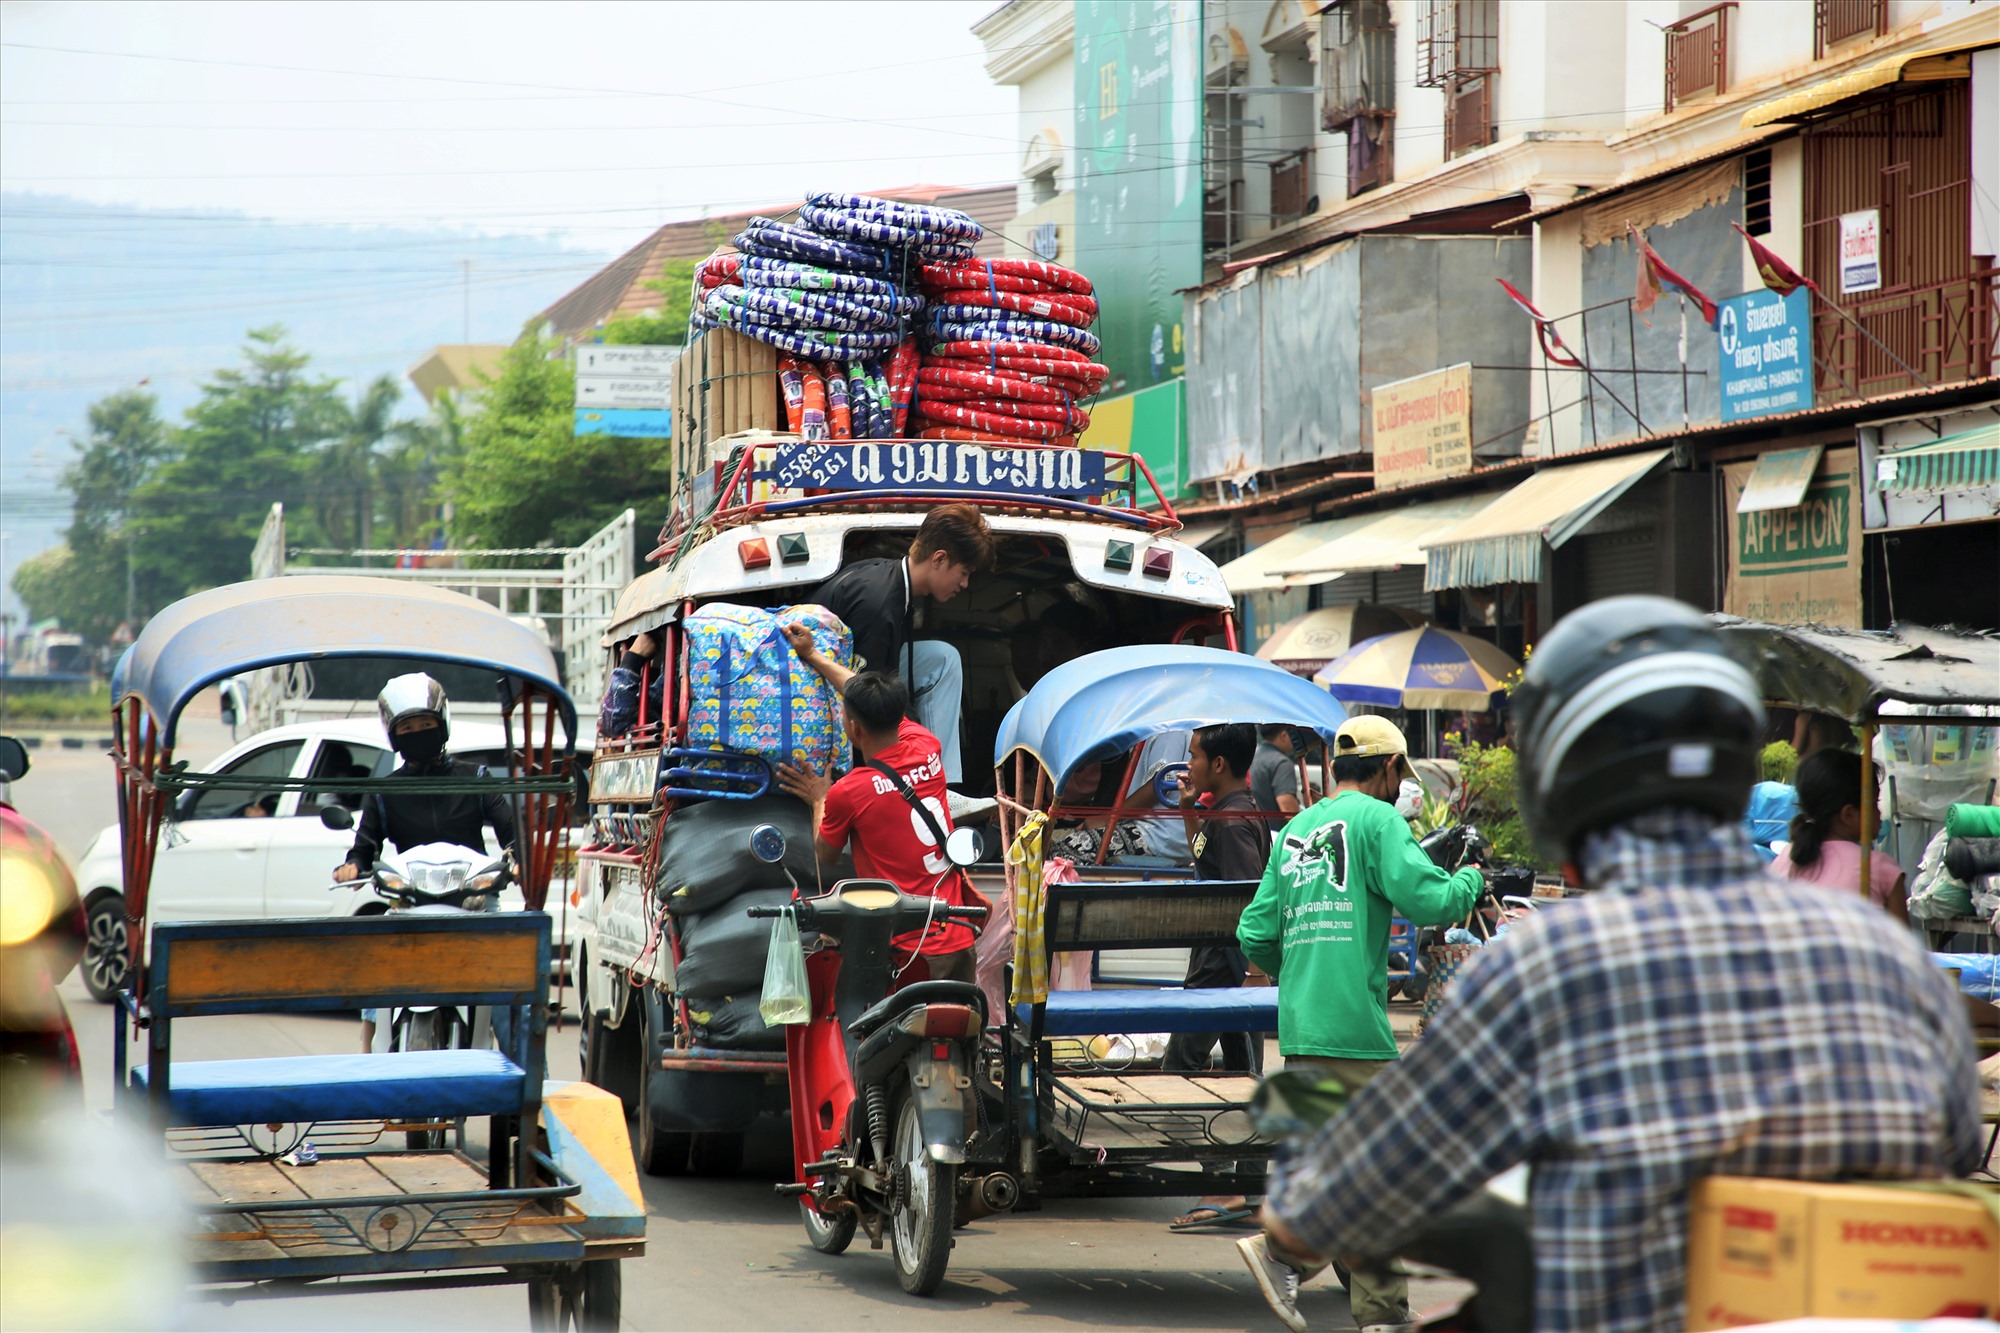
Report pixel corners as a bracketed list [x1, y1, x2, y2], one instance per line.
[14, 735, 115, 750]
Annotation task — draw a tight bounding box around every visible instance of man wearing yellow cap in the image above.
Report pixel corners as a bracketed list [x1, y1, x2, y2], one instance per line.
[1235, 715, 1484, 1333]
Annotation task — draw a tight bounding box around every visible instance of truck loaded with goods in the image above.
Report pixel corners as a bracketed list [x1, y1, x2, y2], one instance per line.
[569, 192, 1234, 1179]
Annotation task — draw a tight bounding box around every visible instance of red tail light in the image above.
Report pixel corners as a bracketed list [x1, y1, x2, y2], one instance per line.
[919, 1003, 979, 1038]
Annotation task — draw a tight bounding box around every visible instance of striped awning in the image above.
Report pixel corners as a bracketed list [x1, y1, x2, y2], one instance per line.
[1741, 35, 1993, 129]
[1422, 449, 1672, 591]
[1873, 424, 2000, 495]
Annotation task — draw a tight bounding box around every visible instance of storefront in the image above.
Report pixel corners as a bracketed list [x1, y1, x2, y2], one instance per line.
[1859, 412, 1999, 631]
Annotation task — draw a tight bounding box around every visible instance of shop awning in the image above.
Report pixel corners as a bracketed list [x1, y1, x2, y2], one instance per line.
[1873, 424, 2000, 495]
[1422, 448, 1673, 591]
[1216, 517, 1373, 594]
[1274, 495, 1496, 578]
[1736, 445, 1825, 513]
[1742, 37, 1990, 129]
[1169, 521, 1231, 551]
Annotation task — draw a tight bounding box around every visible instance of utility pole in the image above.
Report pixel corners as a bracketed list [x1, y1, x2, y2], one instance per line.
[462, 259, 472, 343]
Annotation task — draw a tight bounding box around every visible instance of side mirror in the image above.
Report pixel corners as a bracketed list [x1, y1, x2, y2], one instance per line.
[945, 826, 983, 868]
[0, 736, 28, 783]
[319, 805, 356, 831]
[748, 823, 788, 865]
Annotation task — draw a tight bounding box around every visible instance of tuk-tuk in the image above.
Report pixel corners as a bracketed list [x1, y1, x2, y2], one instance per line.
[108, 577, 641, 1325]
[1715, 616, 2000, 948]
[574, 432, 1236, 1178]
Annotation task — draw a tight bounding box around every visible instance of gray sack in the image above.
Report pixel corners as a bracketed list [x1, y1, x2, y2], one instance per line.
[675, 888, 792, 998]
[657, 793, 850, 916]
[686, 992, 785, 1052]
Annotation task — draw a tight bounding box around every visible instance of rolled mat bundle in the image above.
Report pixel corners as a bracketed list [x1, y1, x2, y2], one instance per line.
[1946, 803, 2000, 840]
[1945, 837, 2000, 883]
[914, 259, 1109, 445]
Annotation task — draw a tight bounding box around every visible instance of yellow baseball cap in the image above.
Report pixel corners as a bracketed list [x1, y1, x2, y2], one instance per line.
[1334, 715, 1409, 760]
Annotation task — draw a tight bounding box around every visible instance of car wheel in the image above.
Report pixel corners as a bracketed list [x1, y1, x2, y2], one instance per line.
[82, 895, 129, 1003]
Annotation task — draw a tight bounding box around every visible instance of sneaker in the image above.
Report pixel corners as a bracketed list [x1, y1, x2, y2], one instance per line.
[1237, 1234, 1317, 1333]
[946, 790, 999, 823]
[279, 1141, 319, 1168]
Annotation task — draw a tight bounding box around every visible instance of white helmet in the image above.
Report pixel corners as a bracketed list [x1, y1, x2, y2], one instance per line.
[377, 672, 451, 744]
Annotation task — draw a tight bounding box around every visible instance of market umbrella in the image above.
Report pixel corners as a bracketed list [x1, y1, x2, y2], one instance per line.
[1312, 626, 1520, 711]
[1256, 603, 1427, 676]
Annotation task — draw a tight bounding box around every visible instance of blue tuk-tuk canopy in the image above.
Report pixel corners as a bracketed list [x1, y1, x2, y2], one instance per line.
[114, 576, 575, 747]
[995, 645, 1349, 789]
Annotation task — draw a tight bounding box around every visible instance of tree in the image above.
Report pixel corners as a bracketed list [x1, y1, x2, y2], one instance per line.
[446, 326, 671, 549]
[128, 326, 345, 596]
[10, 544, 82, 629]
[315, 373, 405, 552]
[56, 389, 171, 638]
[600, 257, 701, 346]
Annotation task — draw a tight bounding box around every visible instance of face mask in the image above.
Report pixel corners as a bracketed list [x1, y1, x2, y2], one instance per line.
[1394, 778, 1425, 819]
[394, 729, 446, 765]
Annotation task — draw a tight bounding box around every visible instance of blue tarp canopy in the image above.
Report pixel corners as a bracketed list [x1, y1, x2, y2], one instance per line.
[114, 577, 574, 747]
[995, 645, 1348, 789]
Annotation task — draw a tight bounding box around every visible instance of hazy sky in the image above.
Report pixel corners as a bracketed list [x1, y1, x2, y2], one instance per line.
[0, 0, 1019, 247]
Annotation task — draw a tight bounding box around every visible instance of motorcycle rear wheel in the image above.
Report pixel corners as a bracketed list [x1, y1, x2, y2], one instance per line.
[888, 1091, 955, 1296]
[800, 1199, 857, 1255]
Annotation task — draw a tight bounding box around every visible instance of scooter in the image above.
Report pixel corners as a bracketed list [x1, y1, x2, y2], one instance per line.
[743, 822, 990, 1297]
[330, 838, 512, 1148]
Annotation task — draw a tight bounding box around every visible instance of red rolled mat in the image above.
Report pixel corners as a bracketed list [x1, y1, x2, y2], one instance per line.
[919, 258, 1094, 296]
[939, 397, 1090, 429]
[931, 288, 1099, 327]
[887, 338, 920, 436]
[927, 339, 1093, 365]
[918, 426, 1083, 447]
[915, 401, 1072, 440]
[918, 366, 1085, 406]
[925, 355, 1108, 392]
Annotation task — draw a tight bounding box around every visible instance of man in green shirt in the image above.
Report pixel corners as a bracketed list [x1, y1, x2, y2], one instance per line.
[1236, 715, 1483, 1333]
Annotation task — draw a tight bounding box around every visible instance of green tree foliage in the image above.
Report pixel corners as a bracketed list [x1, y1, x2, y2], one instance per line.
[599, 257, 700, 345]
[31, 389, 175, 640]
[446, 326, 670, 549]
[9, 544, 81, 629]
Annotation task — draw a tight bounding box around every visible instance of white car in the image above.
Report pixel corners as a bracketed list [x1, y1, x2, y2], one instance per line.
[73, 717, 588, 1001]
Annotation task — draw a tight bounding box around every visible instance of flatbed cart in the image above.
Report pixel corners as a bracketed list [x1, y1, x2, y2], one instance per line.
[107, 577, 643, 1329]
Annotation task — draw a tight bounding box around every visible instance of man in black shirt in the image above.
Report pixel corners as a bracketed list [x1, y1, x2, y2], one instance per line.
[1167, 722, 1274, 1230]
[808, 503, 994, 784]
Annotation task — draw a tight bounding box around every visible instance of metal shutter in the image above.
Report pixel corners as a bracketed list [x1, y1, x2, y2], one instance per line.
[1581, 529, 1658, 601]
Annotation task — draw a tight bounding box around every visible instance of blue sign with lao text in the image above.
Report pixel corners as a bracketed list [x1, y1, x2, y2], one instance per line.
[575, 407, 672, 438]
[763, 440, 1115, 499]
[1718, 289, 1814, 424]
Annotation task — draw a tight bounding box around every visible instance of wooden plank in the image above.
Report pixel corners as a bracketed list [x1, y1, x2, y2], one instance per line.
[188, 1160, 309, 1207]
[163, 930, 539, 1008]
[1128, 1074, 1236, 1105]
[366, 1152, 491, 1196]
[275, 1156, 402, 1201]
[1063, 1075, 1140, 1105]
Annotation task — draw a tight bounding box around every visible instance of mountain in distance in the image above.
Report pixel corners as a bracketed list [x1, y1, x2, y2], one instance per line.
[0, 192, 620, 617]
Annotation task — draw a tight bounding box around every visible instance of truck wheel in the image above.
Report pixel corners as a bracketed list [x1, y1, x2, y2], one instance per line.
[689, 1131, 744, 1177]
[888, 1091, 956, 1296]
[635, 999, 690, 1176]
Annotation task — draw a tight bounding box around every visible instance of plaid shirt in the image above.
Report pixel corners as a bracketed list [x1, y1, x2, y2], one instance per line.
[1266, 810, 1981, 1333]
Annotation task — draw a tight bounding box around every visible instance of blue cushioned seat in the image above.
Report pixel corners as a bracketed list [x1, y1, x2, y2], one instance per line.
[132, 1050, 526, 1128]
[1023, 985, 1279, 1036]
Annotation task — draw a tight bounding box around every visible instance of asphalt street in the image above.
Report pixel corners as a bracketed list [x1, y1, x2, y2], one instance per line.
[15, 697, 1468, 1332]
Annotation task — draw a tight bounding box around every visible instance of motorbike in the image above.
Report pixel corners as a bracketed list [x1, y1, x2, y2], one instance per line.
[743, 821, 990, 1297]
[326, 828, 513, 1148]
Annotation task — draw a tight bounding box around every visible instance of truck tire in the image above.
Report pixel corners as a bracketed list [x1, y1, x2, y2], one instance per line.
[635, 996, 690, 1176]
[689, 1131, 744, 1177]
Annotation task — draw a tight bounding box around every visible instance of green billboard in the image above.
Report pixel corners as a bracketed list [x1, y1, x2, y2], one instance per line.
[1075, 0, 1204, 398]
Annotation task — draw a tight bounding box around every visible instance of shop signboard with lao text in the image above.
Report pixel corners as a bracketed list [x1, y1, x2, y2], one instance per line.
[762, 439, 1113, 500]
[1718, 289, 1813, 424]
[1722, 446, 1861, 627]
[1370, 363, 1473, 490]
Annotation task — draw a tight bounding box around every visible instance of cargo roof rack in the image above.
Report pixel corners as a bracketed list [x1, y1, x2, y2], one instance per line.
[651, 432, 1182, 563]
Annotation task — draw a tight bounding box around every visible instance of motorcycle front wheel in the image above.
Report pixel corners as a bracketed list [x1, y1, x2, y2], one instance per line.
[400, 1009, 450, 1150]
[888, 1090, 955, 1296]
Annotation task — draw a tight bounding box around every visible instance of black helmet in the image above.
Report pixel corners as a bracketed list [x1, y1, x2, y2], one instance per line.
[1513, 597, 1764, 864]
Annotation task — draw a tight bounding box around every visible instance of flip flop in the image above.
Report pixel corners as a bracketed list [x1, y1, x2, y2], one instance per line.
[1170, 1204, 1259, 1232]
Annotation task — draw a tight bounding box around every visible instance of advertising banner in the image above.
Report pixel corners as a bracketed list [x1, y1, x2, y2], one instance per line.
[1079, 379, 1190, 501]
[1075, 0, 1203, 396]
[1722, 446, 1862, 627]
[1838, 209, 1881, 295]
[1718, 288, 1814, 423]
[1370, 363, 1473, 490]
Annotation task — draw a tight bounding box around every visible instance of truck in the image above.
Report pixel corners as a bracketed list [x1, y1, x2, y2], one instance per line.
[572, 427, 1240, 1178]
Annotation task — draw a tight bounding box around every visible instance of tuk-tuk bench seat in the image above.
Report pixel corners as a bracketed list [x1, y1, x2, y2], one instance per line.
[131, 1049, 527, 1129]
[1025, 985, 1278, 1037]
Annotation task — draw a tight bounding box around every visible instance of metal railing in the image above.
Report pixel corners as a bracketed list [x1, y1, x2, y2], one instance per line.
[1814, 0, 1887, 60]
[1811, 267, 1999, 401]
[1664, 3, 1733, 112]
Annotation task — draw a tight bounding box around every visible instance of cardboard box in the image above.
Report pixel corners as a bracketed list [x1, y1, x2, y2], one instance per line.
[1685, 1177, 1999, 1330]
[671, 329, 780, 486]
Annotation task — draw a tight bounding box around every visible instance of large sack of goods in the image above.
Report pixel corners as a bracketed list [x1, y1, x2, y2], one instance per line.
[684, 602, 851, 773]
[675, 888, 792, 999]
[686, 993, 784, 1052]
[656, 793, 849, 916]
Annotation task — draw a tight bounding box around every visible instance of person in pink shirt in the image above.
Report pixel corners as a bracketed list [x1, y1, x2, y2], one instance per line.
[1770, 748, 1907, 922]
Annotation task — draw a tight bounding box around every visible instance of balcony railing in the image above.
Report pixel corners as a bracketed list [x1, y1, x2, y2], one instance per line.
[1664, 3, 1733, 112]
[1811, 268, 1998, 402]
[1814, 0, 1887, 61]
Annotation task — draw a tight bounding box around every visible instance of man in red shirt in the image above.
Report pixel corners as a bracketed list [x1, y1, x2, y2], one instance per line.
[776, 625, 977, 982]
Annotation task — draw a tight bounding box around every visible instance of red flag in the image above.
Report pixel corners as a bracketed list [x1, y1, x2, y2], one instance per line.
[1494, 277, 1584, 370]
[1730, 221, 1816, 298]
[1630, 225, 1718, 327]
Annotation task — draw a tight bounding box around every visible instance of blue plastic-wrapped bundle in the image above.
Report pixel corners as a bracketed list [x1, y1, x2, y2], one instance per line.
[927, 310, 1103, 357]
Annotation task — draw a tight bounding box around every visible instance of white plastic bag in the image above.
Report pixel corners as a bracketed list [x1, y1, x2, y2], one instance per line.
[758, 906, 811, 1026]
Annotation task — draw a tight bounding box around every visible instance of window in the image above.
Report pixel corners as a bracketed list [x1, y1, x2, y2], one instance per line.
[302, 741, 390, 814]
[180, 742, 305, 821]
[1663, 3, 1733, 112]
[1417, 0, 1499, 160]
[1814, 0, 1886, 61]
[1320, 0, 1395, 131]
[1029, 168, 1058, 207]
[1443, 75, 1496, 159]
[1743, 146, 1772, 237]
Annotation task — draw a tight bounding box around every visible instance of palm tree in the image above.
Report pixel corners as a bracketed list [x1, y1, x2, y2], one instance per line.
[318, 375, 403, 555]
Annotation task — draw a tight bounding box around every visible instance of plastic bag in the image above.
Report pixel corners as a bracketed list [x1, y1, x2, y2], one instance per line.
[758, 906, 811, 1026]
